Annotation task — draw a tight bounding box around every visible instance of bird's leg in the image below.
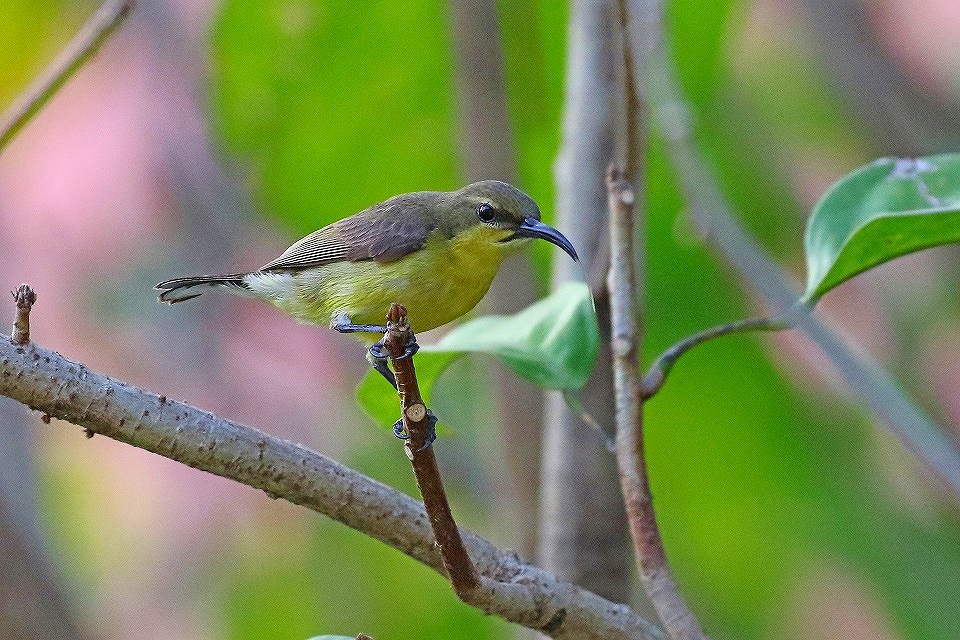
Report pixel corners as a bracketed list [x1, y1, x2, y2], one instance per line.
[330, 313, 388, 336]
[392, 409, 438, 451]
[330, 312, 419, 362]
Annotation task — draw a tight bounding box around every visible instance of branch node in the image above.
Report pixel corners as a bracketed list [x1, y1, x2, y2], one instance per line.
[11, 284, 37, 345]
[405, 403, 427, 422]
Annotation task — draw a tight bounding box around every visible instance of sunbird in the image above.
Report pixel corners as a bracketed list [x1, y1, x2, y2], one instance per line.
[156, 181, 578, 444]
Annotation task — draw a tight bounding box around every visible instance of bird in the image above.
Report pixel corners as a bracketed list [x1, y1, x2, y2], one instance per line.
[156, 181, 578, 445]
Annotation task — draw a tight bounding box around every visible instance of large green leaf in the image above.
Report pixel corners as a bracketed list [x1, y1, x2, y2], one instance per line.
[803, 154, 960, 303]
[356, 282, 598, 429]
[425, 281, 598, 390]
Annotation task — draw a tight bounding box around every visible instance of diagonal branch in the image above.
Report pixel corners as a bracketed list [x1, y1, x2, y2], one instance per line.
[381, 303, 479, 600]
[0, 0, 134, 152]
[0, 290, 664, 640]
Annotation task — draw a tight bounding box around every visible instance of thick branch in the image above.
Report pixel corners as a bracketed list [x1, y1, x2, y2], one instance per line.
[382, 304, 479, 600]
[607, 169, 709, 640]
[541, 0, 632, 604]
[0, 328, 663, 640]
[0, 0, 134, 152]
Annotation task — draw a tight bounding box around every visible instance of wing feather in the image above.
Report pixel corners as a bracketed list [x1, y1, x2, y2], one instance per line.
[258, 196, 438, 272]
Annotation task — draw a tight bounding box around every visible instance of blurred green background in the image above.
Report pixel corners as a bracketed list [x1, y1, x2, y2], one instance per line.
[3, 0, 960, 639]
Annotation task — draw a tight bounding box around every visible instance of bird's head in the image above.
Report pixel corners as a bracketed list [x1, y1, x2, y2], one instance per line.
[440, 181, 579, 262]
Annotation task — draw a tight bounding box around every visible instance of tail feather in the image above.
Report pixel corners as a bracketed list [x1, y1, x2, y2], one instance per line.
[155, 274, 250, 304]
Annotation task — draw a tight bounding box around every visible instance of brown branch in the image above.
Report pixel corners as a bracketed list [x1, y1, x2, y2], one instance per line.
[607, 167, 708, 640]
[381, 303, 480, 600]
[0, 0, 134, 152]
[611, 1, 710, 636]
[0, 290, 664, 640]
[10, 285, 36, 346]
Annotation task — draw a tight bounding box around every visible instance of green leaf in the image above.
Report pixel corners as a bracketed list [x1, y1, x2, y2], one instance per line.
[425, 281, 598, 390]
[306, 636, 359, 640]
[356, 282, 599, 429]
[803, 154, 960, 303]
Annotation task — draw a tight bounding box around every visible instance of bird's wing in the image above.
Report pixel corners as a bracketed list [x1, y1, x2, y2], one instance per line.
[258, 199, 434, 272]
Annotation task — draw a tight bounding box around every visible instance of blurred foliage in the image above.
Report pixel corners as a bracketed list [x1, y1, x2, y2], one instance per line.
[0, 1, 93, 108]
[2, 1, 959, 640]
[213, 0, 459, 235]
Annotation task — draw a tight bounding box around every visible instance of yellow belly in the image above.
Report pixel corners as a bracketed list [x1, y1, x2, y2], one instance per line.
[271, 230, 521, 338]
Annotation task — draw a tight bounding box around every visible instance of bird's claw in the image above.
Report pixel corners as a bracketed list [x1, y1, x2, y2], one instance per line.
[394, 338, 420, 361]
[368, 333, 419, 361]
[392, 418, 410, 440]
[392, 409, 438, 451]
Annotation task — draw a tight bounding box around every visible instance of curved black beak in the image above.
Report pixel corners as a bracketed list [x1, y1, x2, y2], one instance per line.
[504, 217, 579, 262]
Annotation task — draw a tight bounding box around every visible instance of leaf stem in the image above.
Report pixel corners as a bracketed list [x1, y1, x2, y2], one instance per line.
[562, 390, 615, 453]
[642, 315, 792, 400]
[0, 0, 134, 153]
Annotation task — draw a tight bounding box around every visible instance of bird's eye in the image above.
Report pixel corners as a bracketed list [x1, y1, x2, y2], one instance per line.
[477, 203, 496, 223]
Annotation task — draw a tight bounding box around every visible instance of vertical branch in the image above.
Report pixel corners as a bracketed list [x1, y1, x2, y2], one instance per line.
[607, 170, 709, 640]
[0, 0, 134, 151]
[448, 0, 518, 183]
[613, 3, 709, 638]
[539, 0, 632, 604]
[381, 304, 480, 600]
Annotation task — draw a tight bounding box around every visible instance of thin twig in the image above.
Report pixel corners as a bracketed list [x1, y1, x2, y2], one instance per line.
[0, 295, 663, 639]
[0, 0, 134, 152]
[607, 168, 709, 640]
[381, 303, 479, 600]
[641, 315, 791, 400]
[10, 285, 37, 346]
[562, 390, 615, 453]
[541, 0, 634, 602]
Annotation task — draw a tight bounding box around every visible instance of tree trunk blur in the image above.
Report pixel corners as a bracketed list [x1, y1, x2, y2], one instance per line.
[0, 398, 84, 639]
[801, 0, 960, 154]
[538, 0, 632, 606]
[449, 0, 544, 558]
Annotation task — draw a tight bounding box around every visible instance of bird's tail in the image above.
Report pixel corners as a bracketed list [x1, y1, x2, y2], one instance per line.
[155, 274, 251, 303]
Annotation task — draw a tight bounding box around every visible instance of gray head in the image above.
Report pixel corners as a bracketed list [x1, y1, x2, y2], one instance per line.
[436, 180, 577, 261]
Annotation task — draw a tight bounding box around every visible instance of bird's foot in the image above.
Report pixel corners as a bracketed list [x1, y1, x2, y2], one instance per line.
[367, 351, 398, 390]
[369, 331, 420, 361]
[392, 409, 438, 451]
